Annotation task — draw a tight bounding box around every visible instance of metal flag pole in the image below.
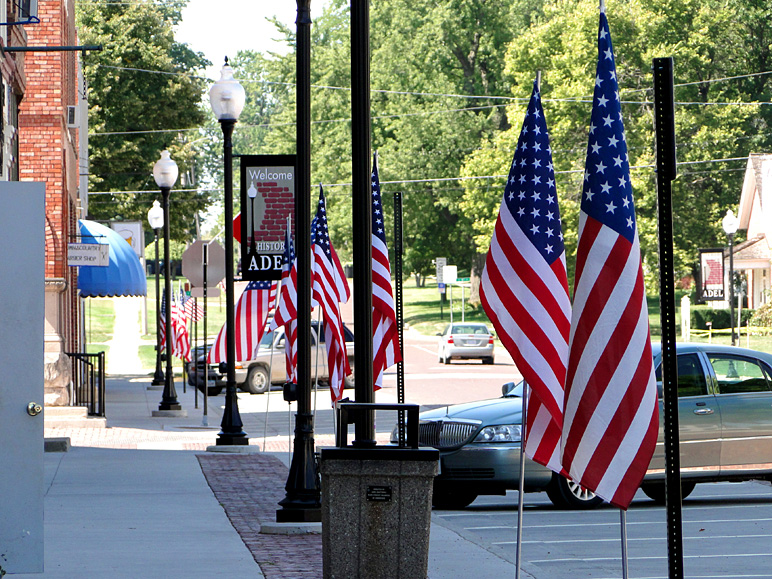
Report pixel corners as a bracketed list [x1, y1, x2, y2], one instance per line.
[515, 381, 528, 579]
[203, 242, 209, 426]
[621, 509, 630, 579]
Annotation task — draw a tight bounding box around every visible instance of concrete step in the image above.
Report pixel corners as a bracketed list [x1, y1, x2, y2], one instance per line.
[45, 405, 107, 428]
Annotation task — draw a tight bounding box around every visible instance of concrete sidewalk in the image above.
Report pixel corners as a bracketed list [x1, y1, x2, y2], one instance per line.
[29, 374, 521, 578]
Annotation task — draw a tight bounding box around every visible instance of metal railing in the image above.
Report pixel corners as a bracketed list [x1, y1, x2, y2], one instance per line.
[65, 351, 106, 417]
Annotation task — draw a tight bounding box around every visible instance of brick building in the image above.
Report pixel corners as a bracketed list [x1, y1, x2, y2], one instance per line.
[17, 0, 81, 404]
[1, 1, 29, 179]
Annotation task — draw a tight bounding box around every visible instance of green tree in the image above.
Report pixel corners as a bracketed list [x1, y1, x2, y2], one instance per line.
[76, 0, 210, 241]
[462, 0, 760, 290]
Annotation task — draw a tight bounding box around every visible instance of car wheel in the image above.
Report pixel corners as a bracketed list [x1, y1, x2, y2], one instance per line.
[482, 356, 494, 365]
[431, 485, 477, 510]
[245, 366, 270, 394]
[640, 481, 695, 504]
[196, 384, 223, 396]
[442, 351, 451, 365]
[546, 473, 604, 509]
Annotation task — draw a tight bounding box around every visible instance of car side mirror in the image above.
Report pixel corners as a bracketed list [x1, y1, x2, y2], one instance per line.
[502, 382, 516, 397]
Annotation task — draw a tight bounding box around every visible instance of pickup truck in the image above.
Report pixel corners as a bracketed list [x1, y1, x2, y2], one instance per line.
[187, 320, 355, 395]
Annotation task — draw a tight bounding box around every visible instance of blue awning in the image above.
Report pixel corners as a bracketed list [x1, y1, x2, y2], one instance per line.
[77, 219, 147, 297]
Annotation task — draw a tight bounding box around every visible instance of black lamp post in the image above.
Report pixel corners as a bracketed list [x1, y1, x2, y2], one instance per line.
[722, 209, 739, 346]
[147, 199, 165, 386]
[209, 58, 249, 445]
[153, 150, 182, 411]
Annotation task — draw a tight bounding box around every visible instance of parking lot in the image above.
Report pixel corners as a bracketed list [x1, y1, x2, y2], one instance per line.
[434, 480, 772, 579]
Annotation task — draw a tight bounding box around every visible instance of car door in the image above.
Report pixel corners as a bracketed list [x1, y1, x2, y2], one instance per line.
[705, 353, 772, 474]
[649, 352, 721, 478]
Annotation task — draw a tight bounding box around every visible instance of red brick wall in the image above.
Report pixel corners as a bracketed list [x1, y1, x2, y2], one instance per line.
[18, 0, 79, 352]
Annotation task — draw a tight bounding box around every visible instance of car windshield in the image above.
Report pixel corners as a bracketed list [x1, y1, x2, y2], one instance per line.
[451, 324, 489, 335]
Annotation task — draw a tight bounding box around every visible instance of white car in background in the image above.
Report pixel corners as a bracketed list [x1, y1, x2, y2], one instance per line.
[437, 322, 495, 365]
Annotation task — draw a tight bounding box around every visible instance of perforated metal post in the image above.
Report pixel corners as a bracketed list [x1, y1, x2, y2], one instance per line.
[653, 56, 684, 579]
[394, 191, 405, 446]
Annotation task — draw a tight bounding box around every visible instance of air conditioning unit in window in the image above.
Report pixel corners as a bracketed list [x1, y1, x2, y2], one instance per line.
[66, 106, 79, 128]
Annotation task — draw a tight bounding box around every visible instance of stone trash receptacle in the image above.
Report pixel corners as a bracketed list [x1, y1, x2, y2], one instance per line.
[320, 446, 439, 579]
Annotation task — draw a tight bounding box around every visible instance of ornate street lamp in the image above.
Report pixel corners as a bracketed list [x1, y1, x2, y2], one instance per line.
[153, 150, 182, 410]
[147, 199, 165, 387]
[722, 209, 739, 346]
[209, 57, 248, 445]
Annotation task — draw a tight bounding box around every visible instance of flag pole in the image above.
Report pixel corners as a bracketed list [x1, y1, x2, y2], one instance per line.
[515, 380, 528, 579]
[620, 509, 629, 579]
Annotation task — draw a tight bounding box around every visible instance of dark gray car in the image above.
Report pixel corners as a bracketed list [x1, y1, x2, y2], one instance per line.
[398, 343, 772, 509]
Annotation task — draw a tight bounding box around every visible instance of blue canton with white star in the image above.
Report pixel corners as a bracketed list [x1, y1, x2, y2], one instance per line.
[246, 280, 273, 291]
[281, 227, 295, 267]
[311, 186, 333, 259]
[581, 12, 637, 243]
[504, 79, 564, 263]
[371, 156, 387, 243]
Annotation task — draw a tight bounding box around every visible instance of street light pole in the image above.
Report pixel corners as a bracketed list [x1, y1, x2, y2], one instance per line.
[722, 209, 739, 347]
[147, 200, 165, 386]
[153, 151, 181, 411]
[209, 58, 248, 445]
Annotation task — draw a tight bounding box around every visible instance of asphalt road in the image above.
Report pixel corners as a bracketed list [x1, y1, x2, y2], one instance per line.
[434, 480, 772, 579]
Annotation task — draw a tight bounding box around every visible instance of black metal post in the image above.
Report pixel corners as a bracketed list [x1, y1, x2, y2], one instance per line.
[394, 191, 405, 446]
[151, 228, 164, 385]
[277, 0, 319, 522]
[351, 0, 375, 448]
[216, 119, 248, 445]
[653, 56, 684, 579]
[728, 234, 736, 346]
[159, 186, 181, 411]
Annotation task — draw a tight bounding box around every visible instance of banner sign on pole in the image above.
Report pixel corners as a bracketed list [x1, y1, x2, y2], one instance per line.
[698, 248, 725, 302]
[240, 154, 296, 281]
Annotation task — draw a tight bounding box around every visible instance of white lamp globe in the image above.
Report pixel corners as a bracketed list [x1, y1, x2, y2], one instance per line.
[147, 200, 164, 230]
[209, 58, 246, 121]
[153, 150, 178, 189]
[722, 209, 739, 236]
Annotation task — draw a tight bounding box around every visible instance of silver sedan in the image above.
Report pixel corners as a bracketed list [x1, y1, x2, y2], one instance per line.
[437, 322, 495, 365]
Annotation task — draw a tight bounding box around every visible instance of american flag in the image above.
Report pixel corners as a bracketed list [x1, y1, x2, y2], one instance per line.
[312, 186, 351, 403]
[181, 290, 204, 322]
[159, 289, 191, 362]
[479, 79, 570, 474]
[207, 280, 277, 364]
[560, 7, 659, 510]
[269, 227, 298, 383]
[371, 154, 401, 389]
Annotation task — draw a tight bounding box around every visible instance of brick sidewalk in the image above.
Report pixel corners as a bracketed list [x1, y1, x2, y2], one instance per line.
[198, 453, 323, 579]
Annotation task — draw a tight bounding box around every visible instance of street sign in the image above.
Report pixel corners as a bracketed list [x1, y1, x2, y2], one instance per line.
[443, 265, 457, 284]
[435, 257, 447, 283]
[68, 243, 109, 267]
[182, 240, 226, 287]
[438, 283, 446, 294]
[190, 287, 220, 298]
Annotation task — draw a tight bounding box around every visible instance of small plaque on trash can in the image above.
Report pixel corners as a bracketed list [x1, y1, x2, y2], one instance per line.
[366, 485, 392, 502]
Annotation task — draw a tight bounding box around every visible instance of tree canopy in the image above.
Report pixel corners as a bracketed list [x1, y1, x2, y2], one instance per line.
[76, 0, 210, 241]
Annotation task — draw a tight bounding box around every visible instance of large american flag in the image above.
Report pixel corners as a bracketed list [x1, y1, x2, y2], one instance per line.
[560, 7, 659, 510]
[312, 186, 351, 403]
[479, 79, 570, 474]
[371, 154, 402, 389]
[269, 227, 298, 384]
[207, 280, 276, 364]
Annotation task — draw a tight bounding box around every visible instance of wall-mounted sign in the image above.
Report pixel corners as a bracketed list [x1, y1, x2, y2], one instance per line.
[240, 155, 296, 281]
[68, 243, 109, 267]
[110, 221, 144, 258]
[699, 248, 725, 302]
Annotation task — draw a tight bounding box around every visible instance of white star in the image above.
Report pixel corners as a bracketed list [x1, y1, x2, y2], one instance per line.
[545, 244, 554, 254]
[546, 211, 555, 221]
[603, 115, 614, 127]
[532, 158, 541, 168]
[510, 175, 516, 184]
[608, 135, 619, 147]
[534, 142, 542, 151]
[508, 191, 515, 200]
[601, 181, 612, 194]
[547, 178, 555, 189]
[532, 175, 541, 185]
[533, 108, 541, 119]
[618, 175, 627, 188]
[546, 227, 554, 237]
[518, 190, 526, 200]
[600, 28, 608, 40]
[520, 158, 527, 167]
[533, 125, 541, 135]
[591, 142, 602, 154]
[627, 216, 634, 228]
[604, 48, 613, 60]
[532, 191, 541, 201]
[622, 196, 630, 208]
[606, 201, 617, 213]
[530, 224, 540, 235]
[531, 208, 540, 219]
[517, 207, 525, 217]
[586, 189, 595, 201]
[596, 161, 607, 174]
[589, 122, 597, 135]
[598, 95, 609, 107]
[595, 75, 603, 87]
[546, 194, 555, 204]
[613, 155, 623, 167]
